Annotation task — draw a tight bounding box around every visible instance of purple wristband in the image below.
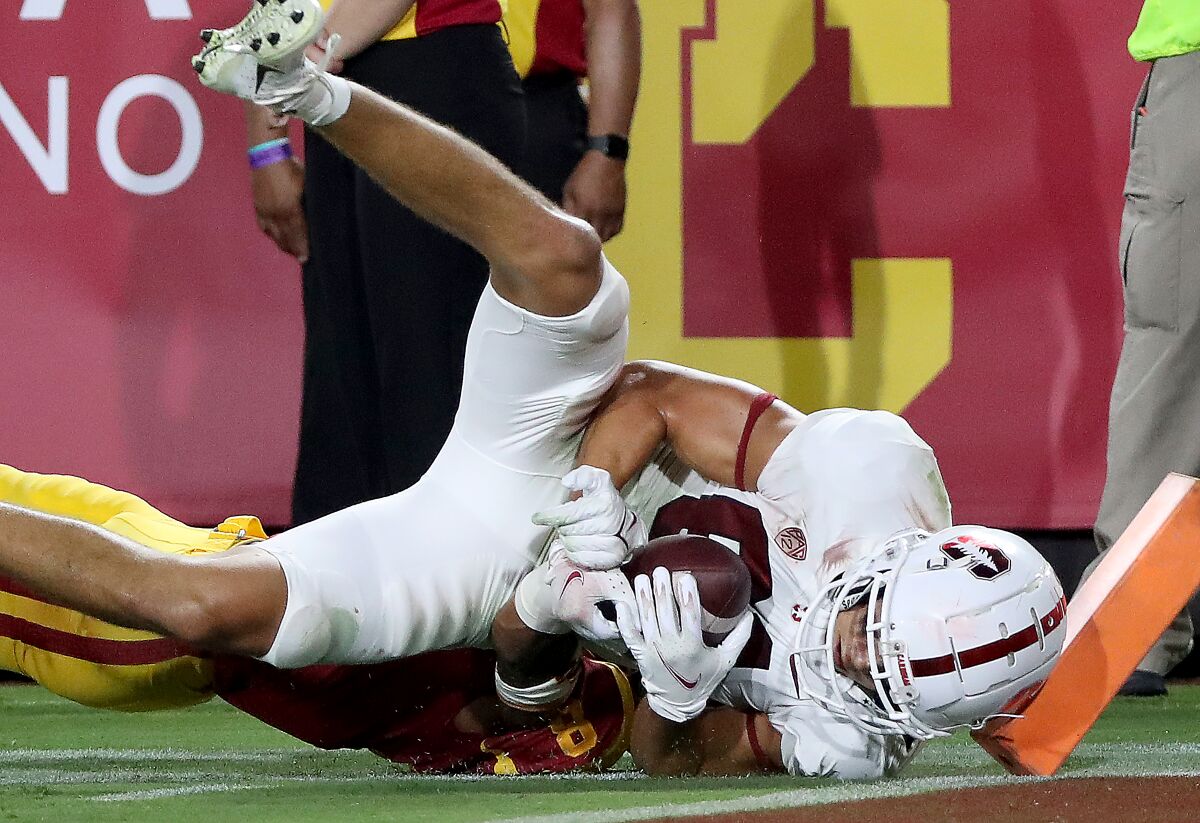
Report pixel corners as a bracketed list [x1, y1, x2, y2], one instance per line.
[248, 139, 292, 170]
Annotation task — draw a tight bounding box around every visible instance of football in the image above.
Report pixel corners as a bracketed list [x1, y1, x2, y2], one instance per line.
[623, 533, 752, 646]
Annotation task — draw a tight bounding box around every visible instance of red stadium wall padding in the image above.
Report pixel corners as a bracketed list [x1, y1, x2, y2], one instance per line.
[1, 1, 302, 523]
[0, 1, 1145, 528]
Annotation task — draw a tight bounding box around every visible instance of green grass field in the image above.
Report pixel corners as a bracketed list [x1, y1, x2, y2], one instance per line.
[1, 685, 1198, 822]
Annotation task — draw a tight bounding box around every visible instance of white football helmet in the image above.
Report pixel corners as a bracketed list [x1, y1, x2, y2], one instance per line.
[792, 526, 1066, 740]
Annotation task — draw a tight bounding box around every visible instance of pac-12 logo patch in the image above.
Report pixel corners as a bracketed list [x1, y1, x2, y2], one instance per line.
[939, 534, 1010, 580]
[775, 527, 807, 560]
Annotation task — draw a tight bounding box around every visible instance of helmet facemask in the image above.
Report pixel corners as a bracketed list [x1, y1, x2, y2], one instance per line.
[792, 529, 950, 741]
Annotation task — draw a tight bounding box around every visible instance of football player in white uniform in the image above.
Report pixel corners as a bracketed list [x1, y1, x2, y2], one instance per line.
[494, 362, 1067, 778]
[0, 0, 1064, 783]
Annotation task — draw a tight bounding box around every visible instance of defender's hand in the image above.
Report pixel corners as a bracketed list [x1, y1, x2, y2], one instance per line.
[615, 567, 753, 723]
[532, 466, 646, 570]
[252, 157, 309, 263]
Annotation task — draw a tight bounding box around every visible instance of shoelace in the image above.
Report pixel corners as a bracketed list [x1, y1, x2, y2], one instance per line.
[319, 32, 342, 73]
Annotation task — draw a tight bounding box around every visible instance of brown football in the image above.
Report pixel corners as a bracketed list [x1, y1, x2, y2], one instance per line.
[622, 533, 752, 647]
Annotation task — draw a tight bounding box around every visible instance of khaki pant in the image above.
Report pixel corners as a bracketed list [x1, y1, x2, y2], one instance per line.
[1092, 52, 1200, 675]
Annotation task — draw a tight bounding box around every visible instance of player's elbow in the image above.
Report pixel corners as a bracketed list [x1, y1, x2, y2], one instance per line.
[608, 360, 686, 421]
[611, 361, 676, 401]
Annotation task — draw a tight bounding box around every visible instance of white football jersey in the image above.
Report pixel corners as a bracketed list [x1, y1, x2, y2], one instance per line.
[624, 408, 952, 778]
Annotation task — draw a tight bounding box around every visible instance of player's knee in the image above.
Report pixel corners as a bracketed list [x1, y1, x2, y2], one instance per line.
[526, 214, 603, 284]
[558, 218, 603, 276]
[158, 588, 253, 653]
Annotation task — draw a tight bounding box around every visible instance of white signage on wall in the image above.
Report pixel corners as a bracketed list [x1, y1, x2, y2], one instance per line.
[4, 1, 206, 196]
[19, 0, 191, 20]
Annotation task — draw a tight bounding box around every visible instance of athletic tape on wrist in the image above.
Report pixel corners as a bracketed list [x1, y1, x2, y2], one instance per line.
[306, 73, 352, 127]
[494, 661, 582, 712]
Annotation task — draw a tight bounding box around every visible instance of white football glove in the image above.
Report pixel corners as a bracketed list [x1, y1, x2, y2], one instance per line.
[532, 466, 647, 571]
[615, 567, 754, 724]
[544, 543, 633, 644]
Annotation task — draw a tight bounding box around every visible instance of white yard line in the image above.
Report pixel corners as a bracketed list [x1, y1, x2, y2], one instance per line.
[0, 769, 216, 785]
[94, 783, 261, 802]
[3, 740, 1197, 811]
[489, 762, 1200, 823]
[0, 747, 302, 763]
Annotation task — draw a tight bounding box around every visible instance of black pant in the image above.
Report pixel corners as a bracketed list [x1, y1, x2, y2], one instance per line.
[516, 72, 588, 204]
[293, 25, 525, 525]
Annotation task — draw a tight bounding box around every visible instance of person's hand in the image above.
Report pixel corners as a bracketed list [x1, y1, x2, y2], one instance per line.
[251, 157, 309, 263]
[615, 567, 753, 723]
[545, 543, 633, 643]
[532, 466, 645, 570]
[563, 151, 626, 242]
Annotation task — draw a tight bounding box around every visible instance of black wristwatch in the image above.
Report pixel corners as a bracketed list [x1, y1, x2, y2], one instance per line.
[586, 134, 630, 161]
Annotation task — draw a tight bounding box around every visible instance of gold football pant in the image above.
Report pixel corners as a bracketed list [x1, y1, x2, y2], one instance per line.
[0, 464, 267, 711]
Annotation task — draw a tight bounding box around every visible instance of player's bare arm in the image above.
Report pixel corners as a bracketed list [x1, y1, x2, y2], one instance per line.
[492, 363, 791, 644]
[574, 359, 803, 492]
[630, 702, 783, 776]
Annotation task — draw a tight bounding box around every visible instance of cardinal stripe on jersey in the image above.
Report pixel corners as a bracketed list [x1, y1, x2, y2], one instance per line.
[909, 596, 1067, 677]
[0, 612, 194, 666]
[0, 577, 194, 666]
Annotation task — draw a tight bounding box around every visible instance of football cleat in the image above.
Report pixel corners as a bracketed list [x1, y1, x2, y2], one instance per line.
[192, 0, 320, 63]
[191, 0, 350, 127]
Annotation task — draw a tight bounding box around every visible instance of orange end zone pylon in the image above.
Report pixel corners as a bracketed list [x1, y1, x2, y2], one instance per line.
[972, 472, 1200, 776]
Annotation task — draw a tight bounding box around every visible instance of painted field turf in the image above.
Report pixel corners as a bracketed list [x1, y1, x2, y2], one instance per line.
[1, 685, 1198, 822]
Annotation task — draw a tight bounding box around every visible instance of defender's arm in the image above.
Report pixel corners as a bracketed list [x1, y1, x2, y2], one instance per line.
[630, 701, 784, 776]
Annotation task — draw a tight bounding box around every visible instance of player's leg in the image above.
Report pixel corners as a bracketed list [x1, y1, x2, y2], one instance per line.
[0, 466, 271, 710]
[191, 3, 630, 670]
[0, 466, 286, 660]
[192, 0, 602, 319]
